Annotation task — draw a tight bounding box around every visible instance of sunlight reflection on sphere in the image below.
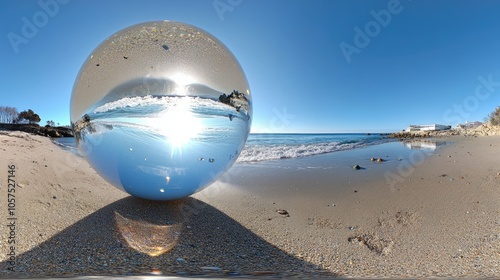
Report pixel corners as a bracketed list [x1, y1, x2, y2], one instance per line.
[70, 21, 252, 200]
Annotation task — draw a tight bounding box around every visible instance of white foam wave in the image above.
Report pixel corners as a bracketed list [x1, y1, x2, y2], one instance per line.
[93, 95, 229, 114]
[237, 142, 366, 162]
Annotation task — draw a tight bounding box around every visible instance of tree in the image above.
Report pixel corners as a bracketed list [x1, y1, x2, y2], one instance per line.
[46, 120, 55, 127]
[18, 109, 41, 124]
[0, 106, 19, 123]
[488, 106, 500, 126]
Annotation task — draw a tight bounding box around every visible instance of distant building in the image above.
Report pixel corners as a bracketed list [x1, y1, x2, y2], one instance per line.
[404, 124, 451, 132]
[456, 121, 482, 129]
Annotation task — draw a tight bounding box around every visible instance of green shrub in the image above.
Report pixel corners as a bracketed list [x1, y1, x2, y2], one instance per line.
[488, 106, 500, 125]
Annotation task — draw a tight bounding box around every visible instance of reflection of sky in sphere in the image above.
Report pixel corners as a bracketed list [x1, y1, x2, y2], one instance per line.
[71, 21, 251, 200]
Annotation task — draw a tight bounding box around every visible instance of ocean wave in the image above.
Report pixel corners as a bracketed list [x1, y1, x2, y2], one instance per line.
[237, 141, 368, 162]
[95, 95, 207, 113]
[93, 95, 236, 114]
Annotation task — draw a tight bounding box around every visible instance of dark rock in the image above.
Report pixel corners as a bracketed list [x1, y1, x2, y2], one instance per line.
[0, 123, 74, 138]
[276, 209, 289, 216]
[353, 164, 361, 170]
[218, 90, 250, 113]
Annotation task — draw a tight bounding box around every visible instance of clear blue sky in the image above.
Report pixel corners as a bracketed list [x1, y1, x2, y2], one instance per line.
[2, 0, 500, 133]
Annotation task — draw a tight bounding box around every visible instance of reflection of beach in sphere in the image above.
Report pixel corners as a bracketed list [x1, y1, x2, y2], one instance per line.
[71, 21, 251, 200]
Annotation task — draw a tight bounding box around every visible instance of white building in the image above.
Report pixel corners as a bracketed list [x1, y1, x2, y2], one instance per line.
[456, 121, 482, 129]
[405, 124, 451, 132]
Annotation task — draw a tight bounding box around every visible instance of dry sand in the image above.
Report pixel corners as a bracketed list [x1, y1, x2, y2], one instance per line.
[0, 131, 499, 278]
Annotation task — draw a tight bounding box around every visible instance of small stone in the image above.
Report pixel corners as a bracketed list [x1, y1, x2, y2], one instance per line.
[277, 209, 289, 216]
[377, 158, 384, 162]
[370, 157, 376, 161]
[52, 196, 57, 199]
[348, 226, 357, 230]
[200, 266, 222, 271]
[176, 257, 186, 263]
[353, 164, 361, 170]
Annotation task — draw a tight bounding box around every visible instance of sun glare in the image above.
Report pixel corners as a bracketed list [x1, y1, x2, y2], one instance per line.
[157, 98, 202, 148]
[171, 72, 195, 94]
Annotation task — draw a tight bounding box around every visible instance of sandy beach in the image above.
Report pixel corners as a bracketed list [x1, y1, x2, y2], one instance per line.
[1, 131, 500, 278]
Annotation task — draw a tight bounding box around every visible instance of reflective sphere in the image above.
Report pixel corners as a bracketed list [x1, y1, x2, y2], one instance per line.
[71, 21, 251, 200]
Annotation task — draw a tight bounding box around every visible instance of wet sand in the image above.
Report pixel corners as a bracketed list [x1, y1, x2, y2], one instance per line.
[1, 131, 499, 277]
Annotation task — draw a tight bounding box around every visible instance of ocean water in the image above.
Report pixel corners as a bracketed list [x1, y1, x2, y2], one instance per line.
[56, 132, 394, 163]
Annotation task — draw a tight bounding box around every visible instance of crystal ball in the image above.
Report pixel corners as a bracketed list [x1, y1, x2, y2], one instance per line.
[70, 21, 252, 200]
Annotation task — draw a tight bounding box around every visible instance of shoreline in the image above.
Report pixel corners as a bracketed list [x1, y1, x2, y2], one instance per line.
[1, 131, 499, 277]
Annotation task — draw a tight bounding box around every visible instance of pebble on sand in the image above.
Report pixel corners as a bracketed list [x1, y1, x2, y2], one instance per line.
[277, 209, 290, 217]
[200, 266, 222, 271]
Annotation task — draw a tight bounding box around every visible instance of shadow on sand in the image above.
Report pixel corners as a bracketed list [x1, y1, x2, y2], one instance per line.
[1, 197, 335, 278]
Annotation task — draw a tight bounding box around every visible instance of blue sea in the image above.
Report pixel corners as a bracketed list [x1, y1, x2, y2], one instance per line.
[55, 133, 395, 163]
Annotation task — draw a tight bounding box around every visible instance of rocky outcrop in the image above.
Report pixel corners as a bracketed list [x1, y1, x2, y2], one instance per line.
[467, 123, 500, 136]
[219, 90, 250, 113]
[389, 124, 500, 139]
[0, 123, 73, 138]
[388, 130, 459, 139]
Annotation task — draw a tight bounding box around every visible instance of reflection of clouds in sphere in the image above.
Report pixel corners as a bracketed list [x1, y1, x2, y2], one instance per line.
[71, 21, 252, 200]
